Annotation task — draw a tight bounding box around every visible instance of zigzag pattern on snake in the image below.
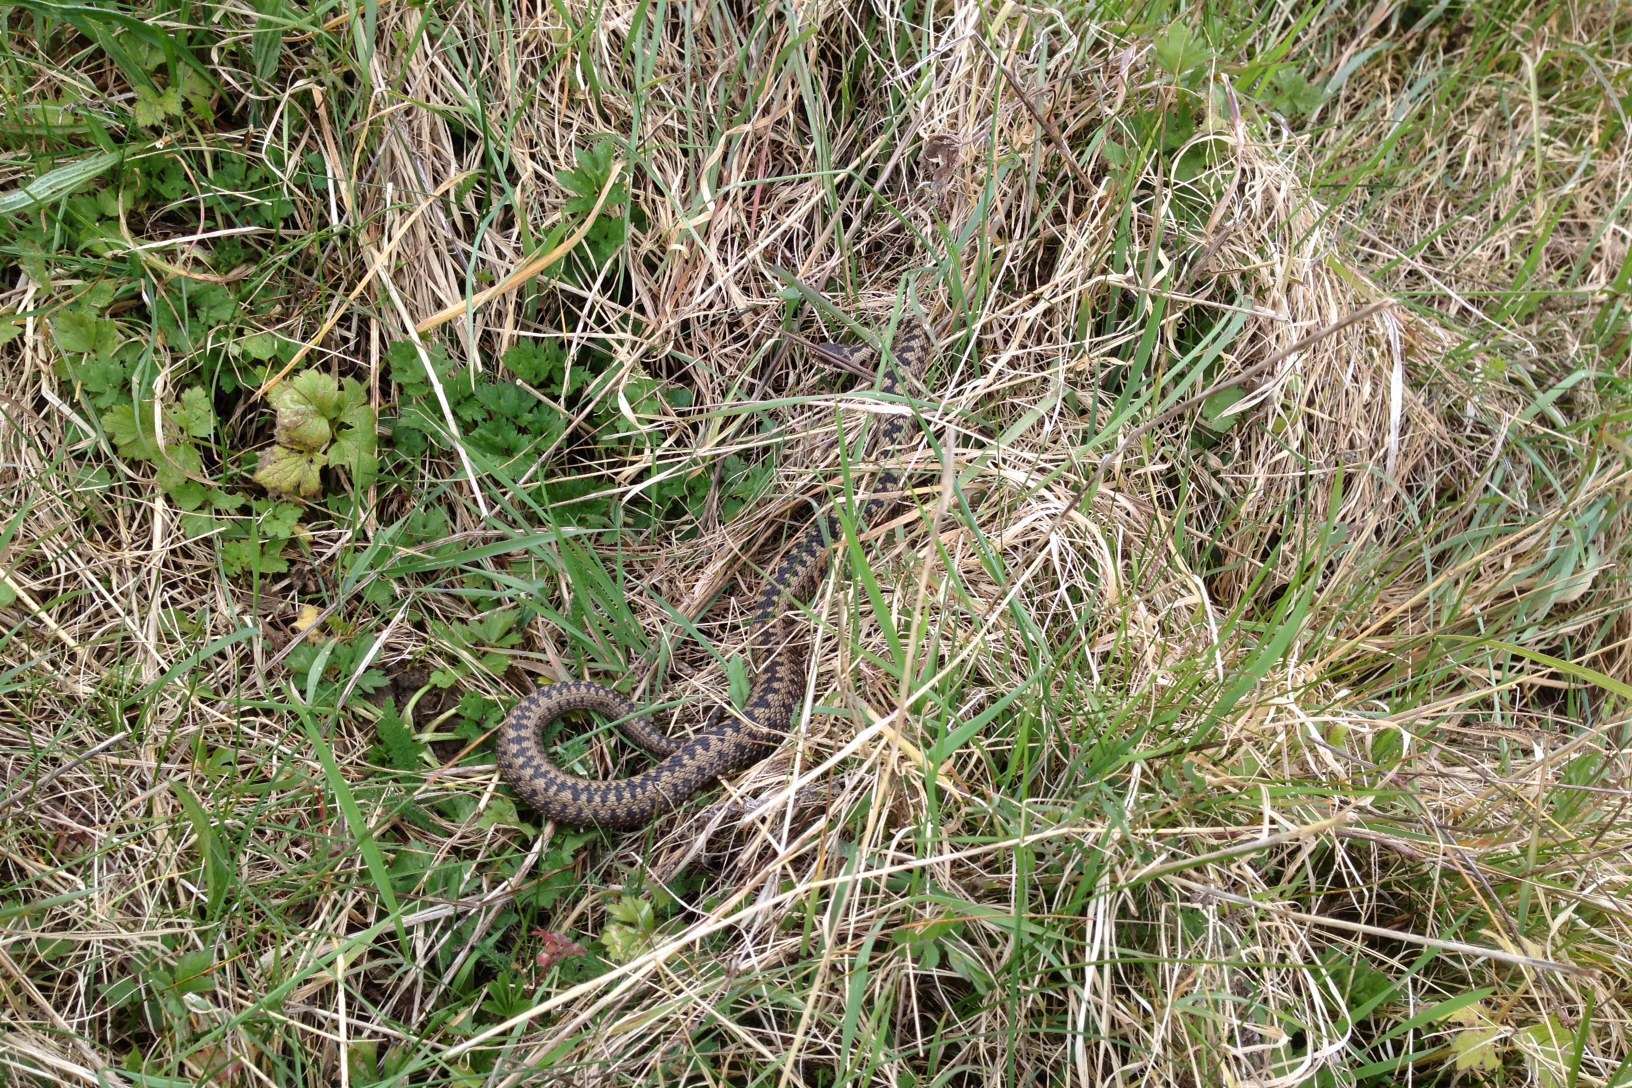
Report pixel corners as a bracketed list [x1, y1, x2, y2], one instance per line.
[495, 319, 928, 829]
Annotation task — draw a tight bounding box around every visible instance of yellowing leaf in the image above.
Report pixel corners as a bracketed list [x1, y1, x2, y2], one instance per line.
[1446, 1001, 1505, 1075]
[254, 445, 326, 497]
[1450, 1024, 1503, 1073]
[273, 369, 343, 420]
[267, 369, 347, 456]
[292, 604, 324, 634]
[276, 412, 331, 452]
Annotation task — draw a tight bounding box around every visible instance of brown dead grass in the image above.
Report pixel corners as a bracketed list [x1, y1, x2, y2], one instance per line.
[2, 2, 1629, 1086]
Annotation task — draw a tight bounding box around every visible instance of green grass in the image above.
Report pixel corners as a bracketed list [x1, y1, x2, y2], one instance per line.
[2, 1, 1629, 1085]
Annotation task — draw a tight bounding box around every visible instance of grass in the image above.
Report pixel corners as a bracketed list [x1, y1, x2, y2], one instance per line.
[1, 0, 1629, 1085]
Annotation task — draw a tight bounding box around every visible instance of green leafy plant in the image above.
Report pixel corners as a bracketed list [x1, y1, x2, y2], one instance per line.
[373, 701, 427, 771]
[284, 635, 390, 706]
[600, 897, 658, 963]
[216, 499, 301, 576]
[384, 337, 755, 531]
[426, 609, 525, 688]
[254, 369, 378, 497]
[101, 386, 218, 509]
[555, 135, 632, 269]
[52, 289, 138, 409]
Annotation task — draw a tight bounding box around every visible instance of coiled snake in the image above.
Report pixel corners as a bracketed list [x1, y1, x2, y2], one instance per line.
[496, 319, 927, 829]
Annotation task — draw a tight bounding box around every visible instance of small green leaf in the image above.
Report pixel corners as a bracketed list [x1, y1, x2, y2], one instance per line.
[133, 85, 184, 128]
[338, 377, 370, 415]
[502, 340, 567, 387]
[601, 896, 656, 963]
[476, 795, 520, 831]
[176, 387, 215, 439]
[102, 975, 141, 1010]
[329, 402, 378, 488]
[254, 445, 326, 497]
[1155, 22, 1211, 77]
[103, 403, 158, 459]
[170, 948, 215, 995]
[260, 502, 303, 538]
[375, 702, 425, 771]
[1201, 386, 1248, 431]
[1268, 67, 1325, 117]
[167, 479, 210, 511]
[53, 309, 117, 356]
[238, 332, 278, 361]
[221, 537, 289, 576]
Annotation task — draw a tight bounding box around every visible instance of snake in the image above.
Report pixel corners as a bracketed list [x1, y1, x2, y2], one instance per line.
[495, 318, 928, 829]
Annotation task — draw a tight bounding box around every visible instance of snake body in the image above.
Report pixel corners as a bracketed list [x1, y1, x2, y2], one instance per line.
[496, 321, 927, 829]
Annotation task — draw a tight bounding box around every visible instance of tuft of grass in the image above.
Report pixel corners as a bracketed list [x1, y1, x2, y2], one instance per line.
[2, 1, 1628, 1086]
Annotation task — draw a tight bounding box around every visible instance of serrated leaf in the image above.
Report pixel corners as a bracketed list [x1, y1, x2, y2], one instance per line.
[607, 896, 653, 928]
[338, 377, 370, 414]
[276, 413, 331, 452]
[238, 332, 278, 361]
[355, 670, 390, 694]
[275, 369, 344, 421]
[71, 354, 128, 397]
[557, 139, 621, 217]
[1154, 22, 1210, 77]
[53, 309, 117, 356]
[1269, 67, 1325, 117]
[178, 67, 214, 120]
[477, 794, 520, 830]
[601, 896, 656, 963]
[134, 85, 183, 127]
[329, 402, 378, 488]
[1450, 1024, 1503, 1073]
[471, 609, 521, 645]
[103, 404, 158, 459]
[502, 340, 566, 387]
[221, 538, 289, 576]
[254, 445, 326, 497]
[167, 479, 209, 511]
[176, 386, 215, 438]
[375, 702, 425, 771]
[259, 501, 303, 538]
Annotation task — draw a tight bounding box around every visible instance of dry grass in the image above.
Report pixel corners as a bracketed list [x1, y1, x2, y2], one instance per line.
[2, 1, 1629, 1086]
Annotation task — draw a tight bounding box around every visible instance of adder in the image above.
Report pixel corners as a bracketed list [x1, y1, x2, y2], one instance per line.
[495, 317, 927, 829]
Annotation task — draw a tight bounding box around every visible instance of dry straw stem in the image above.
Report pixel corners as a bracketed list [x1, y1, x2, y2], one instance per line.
[2, 2, 1630, 1087]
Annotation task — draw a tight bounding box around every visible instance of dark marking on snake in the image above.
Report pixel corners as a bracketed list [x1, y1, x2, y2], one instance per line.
[496, 320, 928, 829]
